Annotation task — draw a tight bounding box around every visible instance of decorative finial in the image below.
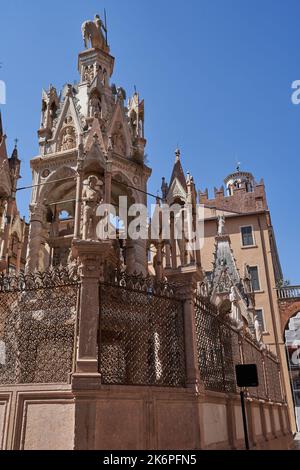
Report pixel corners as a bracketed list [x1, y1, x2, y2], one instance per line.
[14, 138, 18, 148]
[175, 148, 180, 162]
[236, 161, 241, 172]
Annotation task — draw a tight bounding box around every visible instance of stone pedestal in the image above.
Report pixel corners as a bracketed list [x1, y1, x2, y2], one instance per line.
[72, 239, 112, 380]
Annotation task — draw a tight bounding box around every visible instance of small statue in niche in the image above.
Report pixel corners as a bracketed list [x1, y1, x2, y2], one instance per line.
[82, 175, 104, 240]
[83, 65, 94, 83]
[60, 127, 76, 151]
[89, 93, 102, 117]
[229, 286, 240, 322]
[112, 130, 126, 156]
[130, 111, 138, 137]
[243, 264, 253, 294]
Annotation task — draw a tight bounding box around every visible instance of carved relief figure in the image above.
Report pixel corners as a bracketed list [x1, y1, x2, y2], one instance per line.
[89, 93, 102, 118]
[112, 124, 126, 155]
[229, 286, 241, 323]
[60, 127, 76, 151]
[82, 175, 104, 240]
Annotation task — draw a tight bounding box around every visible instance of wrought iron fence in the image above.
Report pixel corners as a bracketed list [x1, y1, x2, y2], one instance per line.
[99, 271, 185, 387]
[0, 266, 79, 384]
[195, 295, 283, 402]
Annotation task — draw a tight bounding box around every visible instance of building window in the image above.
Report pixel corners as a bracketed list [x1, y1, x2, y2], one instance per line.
[249, 266, 260, 291]
[255, 309, 266, 332]
[241, 226, 254, 246]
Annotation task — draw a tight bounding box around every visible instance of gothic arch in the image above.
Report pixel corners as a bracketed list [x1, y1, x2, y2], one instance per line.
[111, 171, 135, 209]
[39, 166, 77, 203]
[280, 301, 300, 339]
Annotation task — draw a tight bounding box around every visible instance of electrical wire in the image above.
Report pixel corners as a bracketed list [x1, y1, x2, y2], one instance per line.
[16, 175, 162, 201]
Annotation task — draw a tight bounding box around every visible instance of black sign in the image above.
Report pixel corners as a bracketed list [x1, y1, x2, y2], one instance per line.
[235, 364, 258, 388]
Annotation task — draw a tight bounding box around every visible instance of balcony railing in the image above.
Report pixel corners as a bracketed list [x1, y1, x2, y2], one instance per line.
[276, 285, 300, 300]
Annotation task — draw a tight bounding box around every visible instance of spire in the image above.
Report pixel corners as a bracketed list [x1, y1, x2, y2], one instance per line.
[169, 148, 187, 191]
[10, 138, 19, 161]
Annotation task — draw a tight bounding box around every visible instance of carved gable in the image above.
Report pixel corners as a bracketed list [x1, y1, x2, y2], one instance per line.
[50, 92, 83, 153]
[166, 177, 187, 204]
[108, 102, 132, 157]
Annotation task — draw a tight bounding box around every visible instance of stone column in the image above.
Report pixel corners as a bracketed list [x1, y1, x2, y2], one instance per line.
[170, 215, 177, 269]
[165, 267, 203, 392]
[0, 197, 14, 269]
[182, 284, 202, 390]
[155, 240, 163, 280]
[134, 238, 147, 275]
[25, 204, 46, 272]
[74, 172, 84, 240]
[165, 240, 171, 268]
[125, 238, 136, 274]
[104, 159, 112, 205]
[72, 239, 112, 451]
[72, 239, 111, 379]
[74, 146, 84, 240]
[15, 242, 22, 274]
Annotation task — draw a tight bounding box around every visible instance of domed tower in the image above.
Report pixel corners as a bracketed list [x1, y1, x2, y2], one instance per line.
[224, 167, 255, 196]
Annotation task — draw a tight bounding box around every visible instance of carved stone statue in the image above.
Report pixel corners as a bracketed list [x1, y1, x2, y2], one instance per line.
[82, 15, 107, 51]
[67, 250, 78, 277]
[217, 215, 225, 236]
[89, 93, 102, 117]
[112, 132, 126, 156]
[229, 286, 241, 324]
[254, 314, 263, 343]
[243, 263, 253, 293]
[60, 127, 76, 151]
[82, 175, 104, 240]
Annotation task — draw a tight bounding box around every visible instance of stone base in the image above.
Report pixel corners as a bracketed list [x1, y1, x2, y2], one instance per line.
[0, 384, 293, 450]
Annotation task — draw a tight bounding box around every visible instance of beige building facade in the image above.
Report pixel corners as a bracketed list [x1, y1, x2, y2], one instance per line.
[158, 160, 295, 431]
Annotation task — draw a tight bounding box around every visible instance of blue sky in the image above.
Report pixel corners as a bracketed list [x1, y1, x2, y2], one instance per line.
[0, 0, 300, 282]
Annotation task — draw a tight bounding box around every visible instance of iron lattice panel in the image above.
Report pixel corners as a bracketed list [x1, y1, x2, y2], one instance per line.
[194, 295, 283, 402]
[264, 355, 283, 402]
[99, 285, 185, 387]
[242, 338, 267, 399]
[0, 284, 78, 384]
[219, 323, 241, 393]
[194, 296, 240, 393]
